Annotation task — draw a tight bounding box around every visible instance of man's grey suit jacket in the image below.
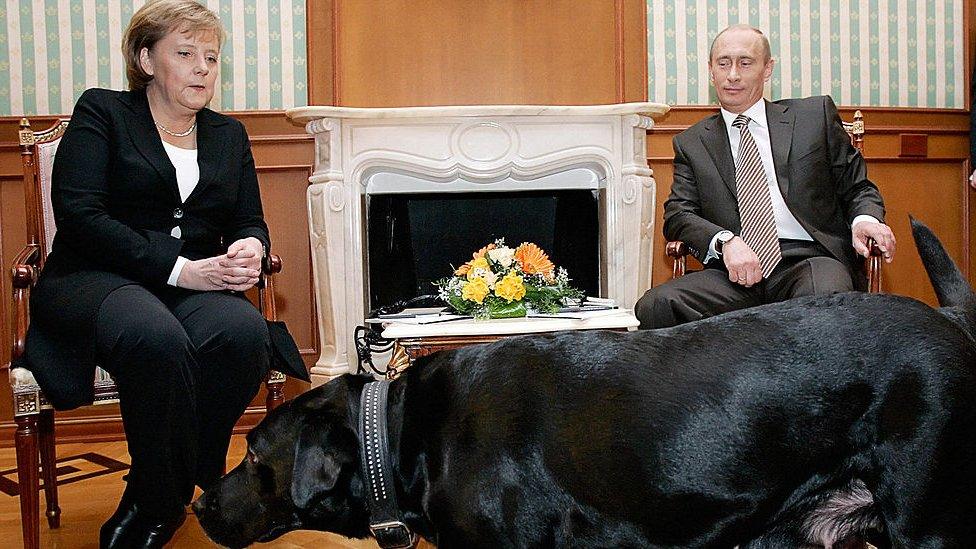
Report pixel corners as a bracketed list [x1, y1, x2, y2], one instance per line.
[663, 95, 886, 281]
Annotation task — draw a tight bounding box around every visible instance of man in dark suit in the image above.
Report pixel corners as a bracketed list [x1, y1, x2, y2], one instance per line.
[635, 24, 896, 329]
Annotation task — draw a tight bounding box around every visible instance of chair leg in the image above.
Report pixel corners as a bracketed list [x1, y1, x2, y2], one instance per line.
[15, 414, 40, 549]
[265, 378, 285, 411]
[39, 410, 60, 528]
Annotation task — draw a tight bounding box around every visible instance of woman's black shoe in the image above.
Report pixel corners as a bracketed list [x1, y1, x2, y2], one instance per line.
[99, 501, 140, 549]
[125, 510, 187, 549]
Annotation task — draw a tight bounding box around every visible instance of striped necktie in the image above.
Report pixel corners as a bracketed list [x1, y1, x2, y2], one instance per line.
[732, 114, 781, 278]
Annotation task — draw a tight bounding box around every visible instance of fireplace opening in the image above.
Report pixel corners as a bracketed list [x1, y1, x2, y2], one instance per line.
[365, 189, 601, 312]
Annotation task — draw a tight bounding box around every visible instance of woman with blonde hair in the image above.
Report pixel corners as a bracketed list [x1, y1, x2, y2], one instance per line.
[18, 1, 305, 546]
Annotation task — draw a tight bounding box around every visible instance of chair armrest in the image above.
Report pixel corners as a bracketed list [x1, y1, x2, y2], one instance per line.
[262, 253, 282, 276]
[866, 237, 883, 293]
[10, 244, 40, 364]
[11, 244, 39, 289]
[258, 253, 282, 321]
[665, 241, 688, 279]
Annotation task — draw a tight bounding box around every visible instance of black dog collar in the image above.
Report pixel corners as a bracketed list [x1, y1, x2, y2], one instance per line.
[359, 380, 416, 549]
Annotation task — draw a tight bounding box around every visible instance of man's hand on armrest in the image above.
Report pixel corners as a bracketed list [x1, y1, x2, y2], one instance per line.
[852, 220, 896, 262]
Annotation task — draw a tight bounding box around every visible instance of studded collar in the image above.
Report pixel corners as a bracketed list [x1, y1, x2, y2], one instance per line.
[358, 380, 416, 549]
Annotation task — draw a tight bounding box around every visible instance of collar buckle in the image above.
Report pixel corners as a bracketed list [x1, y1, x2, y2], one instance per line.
[369, 520, 415, 548]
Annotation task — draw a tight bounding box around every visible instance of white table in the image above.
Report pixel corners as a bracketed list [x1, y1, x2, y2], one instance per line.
[379, 310, 639, 375]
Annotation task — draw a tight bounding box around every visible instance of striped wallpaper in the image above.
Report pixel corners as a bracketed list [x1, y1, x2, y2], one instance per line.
[648, 0, 967, 108]
[0, 0, 308, 117]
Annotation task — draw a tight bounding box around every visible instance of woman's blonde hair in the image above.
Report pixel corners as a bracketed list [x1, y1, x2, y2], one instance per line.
[122, 0, 225, 91]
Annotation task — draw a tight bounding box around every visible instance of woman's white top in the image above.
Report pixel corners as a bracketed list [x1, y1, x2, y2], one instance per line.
[161, 140, 199, 286]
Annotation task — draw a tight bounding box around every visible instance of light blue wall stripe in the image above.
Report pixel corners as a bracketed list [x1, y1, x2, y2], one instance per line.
[810, 6, 821, 91]
[768, 3, 781, 101]
[45, 0, 60, 111]
[244, 0, 257, 109]
[292, 1, 306, 109]
[944, 0, 955, 104]
[0, 2, 9, 115]
[889, 7, 899, 103]
[70, 1, 85, 96]
[869, 0, 880, 104]
[926, 2, 937, 106]
[849, 8, 861, 103]
[219, 1, 234, 110]
[95, 0, 109, 88]
[18, 2, 36, 114]
[664, 1, 676, 104]
[789, 0, 801, 98]
[829, 0, 841, 101]
[907, 0, 917, 105]
[647, 3, 654, 102]
[268, 0, 282, 108]
[705, 1, 718, 103]
[685, 3, 698, 104]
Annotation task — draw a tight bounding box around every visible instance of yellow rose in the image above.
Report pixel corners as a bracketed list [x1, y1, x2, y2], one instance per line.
[466, 257, 490, 281]
[461, 278, 489, 303]
[494, 271, 526, 302]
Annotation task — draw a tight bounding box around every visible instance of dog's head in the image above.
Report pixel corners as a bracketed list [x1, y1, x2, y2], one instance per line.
[194, 375, 372, 547]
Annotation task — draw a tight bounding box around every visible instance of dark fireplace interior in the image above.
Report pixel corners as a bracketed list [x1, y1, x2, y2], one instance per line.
[365, 189, 601, 312]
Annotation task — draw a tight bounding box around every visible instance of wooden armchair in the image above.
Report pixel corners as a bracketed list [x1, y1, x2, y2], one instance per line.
[8, 117, 288, 549]
[666, 109, 883, 292]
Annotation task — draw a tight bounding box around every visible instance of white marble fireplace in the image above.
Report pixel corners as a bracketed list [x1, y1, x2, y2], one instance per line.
[287, 103, 669, 386]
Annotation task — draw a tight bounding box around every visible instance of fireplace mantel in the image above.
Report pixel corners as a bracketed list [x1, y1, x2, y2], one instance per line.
[286, 102, 669, 386]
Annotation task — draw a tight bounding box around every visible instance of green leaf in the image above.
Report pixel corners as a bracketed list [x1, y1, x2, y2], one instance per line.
[487, 301, 526, 318]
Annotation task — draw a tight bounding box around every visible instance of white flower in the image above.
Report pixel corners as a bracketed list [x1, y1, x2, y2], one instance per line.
[487, 247, 515, 268]
[471, 267, 498, 288]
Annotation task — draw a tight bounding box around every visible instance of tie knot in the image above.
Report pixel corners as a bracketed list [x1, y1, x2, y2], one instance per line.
[732, 114, 751, 129]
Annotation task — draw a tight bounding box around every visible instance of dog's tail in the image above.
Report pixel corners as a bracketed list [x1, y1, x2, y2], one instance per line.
[910, 216, 976, 335]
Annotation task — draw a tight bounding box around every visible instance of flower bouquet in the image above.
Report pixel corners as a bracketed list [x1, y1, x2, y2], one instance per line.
[435, 239, 584, 320]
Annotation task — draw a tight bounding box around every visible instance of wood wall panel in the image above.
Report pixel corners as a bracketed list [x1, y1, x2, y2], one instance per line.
[317, 0, 648, 107]
[647, 107, 972, 308]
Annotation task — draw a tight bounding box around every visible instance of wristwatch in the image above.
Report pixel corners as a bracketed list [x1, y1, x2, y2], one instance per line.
[715, 230, 734, 253]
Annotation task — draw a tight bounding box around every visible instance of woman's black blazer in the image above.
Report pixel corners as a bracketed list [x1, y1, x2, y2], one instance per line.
[22, 88, 273, 410]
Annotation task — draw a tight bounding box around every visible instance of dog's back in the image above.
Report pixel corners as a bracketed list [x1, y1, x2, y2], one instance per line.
[405, 288, 976, 547]
[402, 221, 976, 547]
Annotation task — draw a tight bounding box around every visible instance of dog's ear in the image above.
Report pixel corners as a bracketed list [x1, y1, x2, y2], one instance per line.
[291, 423, 343, 509]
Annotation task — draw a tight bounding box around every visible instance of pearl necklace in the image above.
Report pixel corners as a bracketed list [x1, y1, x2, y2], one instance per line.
[155, 120, 197, 137]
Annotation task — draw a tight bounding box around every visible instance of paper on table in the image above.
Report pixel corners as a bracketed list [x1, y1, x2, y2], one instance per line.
[377, 307, 449, 319]
[527, 308, 629, 320]
[370, 313, 472, 325]
[581, 296, 616, 306]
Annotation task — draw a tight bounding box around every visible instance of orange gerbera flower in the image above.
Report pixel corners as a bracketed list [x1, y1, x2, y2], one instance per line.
[514, 242, 555, 279]
[455, 243, 496, 275]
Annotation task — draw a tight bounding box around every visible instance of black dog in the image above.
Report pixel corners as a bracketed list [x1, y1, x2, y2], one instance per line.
[195, 219, 976, 548]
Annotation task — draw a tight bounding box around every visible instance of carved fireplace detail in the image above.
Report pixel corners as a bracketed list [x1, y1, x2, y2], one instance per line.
[287, 103, 669, 386]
